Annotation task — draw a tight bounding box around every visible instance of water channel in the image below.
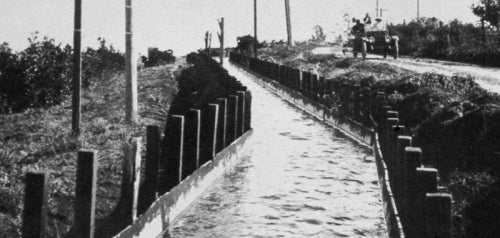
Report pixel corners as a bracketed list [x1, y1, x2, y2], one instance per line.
[162, 62, 387, 237]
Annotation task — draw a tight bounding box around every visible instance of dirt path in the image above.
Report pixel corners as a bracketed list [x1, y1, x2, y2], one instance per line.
[338, 51, 500, 94]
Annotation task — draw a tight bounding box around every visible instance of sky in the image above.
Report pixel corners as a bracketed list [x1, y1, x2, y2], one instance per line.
[0, 0, 480, 56]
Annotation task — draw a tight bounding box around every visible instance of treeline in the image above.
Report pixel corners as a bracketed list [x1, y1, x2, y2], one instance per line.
[388, 18, 500, 67]
[0, 34, 177, 115]
[0, 35, 124, 114]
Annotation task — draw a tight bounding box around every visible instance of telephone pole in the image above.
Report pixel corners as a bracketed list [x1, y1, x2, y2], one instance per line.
[376, 0, 379, 17]
[218, 18, 224, 65]
[284, 0, 292, 46]
[125, 0, 138, 123]
[72, 0, 82, 136]
[417, 0, 420, 21]
[254, 0, 258, 58]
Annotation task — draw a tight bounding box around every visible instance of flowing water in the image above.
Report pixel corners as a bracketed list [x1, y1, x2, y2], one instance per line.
[162, 63, 387, 237]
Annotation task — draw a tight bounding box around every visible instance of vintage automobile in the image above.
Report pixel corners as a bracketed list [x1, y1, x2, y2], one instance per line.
[347, 19, 399, 60]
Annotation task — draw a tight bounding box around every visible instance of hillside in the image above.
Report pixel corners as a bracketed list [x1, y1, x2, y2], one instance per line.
[0, 60, 184, 237]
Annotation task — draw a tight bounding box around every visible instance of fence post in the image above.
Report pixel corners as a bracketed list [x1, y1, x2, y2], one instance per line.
[216, 98, 227, 152]
[424, 193, 452, 238]
[312, 74, 318, 101]
[208, 104, 219, 159]
[384, 117, 399, 161]
[184, 109, 201, 175]
[22, 171, 50, 238]
[414, 168, 438, 238]
[158, 115, 184, 194]
[319, 77, 326, 104]
[245, 91, 252, 132]
[361, 87, 371, 123]
[138, 126, 161, 216]
[127, 137, 142, 221]
[403, 147, 423, 236]
[394, 136, 412, 204]
[236, 91, 246, 136]
[74, 150, 98, 238]
[227, 95, 238, 145]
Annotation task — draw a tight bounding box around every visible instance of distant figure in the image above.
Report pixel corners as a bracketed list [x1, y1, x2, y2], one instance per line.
[352, 19, 365, 34]
[363, 13, 372, 25]
[370, 17, 386, 31]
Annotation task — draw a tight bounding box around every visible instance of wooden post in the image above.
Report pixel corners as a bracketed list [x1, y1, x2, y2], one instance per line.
[158, 115, 184, 194]
[244, 91, 252, 132]
[254, 0, 258, 58]
[236, 91, 246, 136]
[125, 0, 138, 123]
[384, 117, 399, 160]
[216, 98, 227, 152]
[425, 193, 452, 238]
[312, 74, 319, 102]
[218, 18, 224, 65]
[394, 136, 411, 222]
[123, 137, 142, 221]
[185, 109, 201, 171]
[72, 0, 82, 136]
[74, 150, 98, 238]
[227, 95, 238, 145]
[208, 104, 219, 158]
[403, 147, 423, 237]
[22, 172, 49, 238]
[138, 126, 161, 216]
[284, 0, 292, 46]
[414, 168, 438, 238]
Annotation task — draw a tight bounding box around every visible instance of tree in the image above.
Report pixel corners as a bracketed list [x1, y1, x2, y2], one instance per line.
[236, 35, 259, 56]
[472, 0, 500, 30]
[311, 25, 326, 43]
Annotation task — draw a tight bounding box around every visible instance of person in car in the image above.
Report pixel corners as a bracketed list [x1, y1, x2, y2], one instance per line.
[363, 13, 372, 25]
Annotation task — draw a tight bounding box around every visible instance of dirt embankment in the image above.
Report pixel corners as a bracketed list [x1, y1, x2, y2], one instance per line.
[259, 44, 500, 237]
[0, 60, 184, 237]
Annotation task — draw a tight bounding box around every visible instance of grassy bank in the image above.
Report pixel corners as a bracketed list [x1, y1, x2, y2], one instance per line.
[0, 60, 183, 237]
[258, 44, 500, 237]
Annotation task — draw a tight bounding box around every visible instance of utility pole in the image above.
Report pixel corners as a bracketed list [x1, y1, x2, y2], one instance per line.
[254, 0, 258, 58]
[125, 0, 138, 123]
[376, 0, 379, 17]
[284, 0, 292, 46]
[218, 18, 224, 65]
[417, 0, 420, 21]
[72, 0, 82, 136]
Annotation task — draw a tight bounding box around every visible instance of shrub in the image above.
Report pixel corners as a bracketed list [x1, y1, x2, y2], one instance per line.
[387, 18, 500, 66]
[142, 47, 175, 68]
[0, 35, 127, 114]
[0, 34, 72, 114]
[81, 38, 125, 88]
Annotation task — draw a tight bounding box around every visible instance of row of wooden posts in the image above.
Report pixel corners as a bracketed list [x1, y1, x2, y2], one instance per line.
[372, 92, 452, 238]
[22, 86, 252, 237]
[229, 52, 452, 238]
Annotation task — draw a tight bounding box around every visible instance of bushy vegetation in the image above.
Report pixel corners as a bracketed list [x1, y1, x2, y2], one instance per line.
[0, 34, 125, 114]
[0, 35, 72, 114]
[169, 52, 241, 116]
[141, 47, 175, 68]
[81, 38, 124, 88]
[387, 17, 500, 66]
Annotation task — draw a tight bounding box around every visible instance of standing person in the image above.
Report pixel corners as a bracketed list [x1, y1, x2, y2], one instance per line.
[363, 13, 372, 25]
[352, 19, 365, 34]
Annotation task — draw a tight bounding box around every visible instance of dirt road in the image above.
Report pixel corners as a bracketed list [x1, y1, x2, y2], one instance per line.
[313, 47, 500, 94]
[346, 51, 500, 94]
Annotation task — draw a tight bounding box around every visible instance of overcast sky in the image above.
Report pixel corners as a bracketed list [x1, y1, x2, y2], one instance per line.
[0, 0, 479, 56]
